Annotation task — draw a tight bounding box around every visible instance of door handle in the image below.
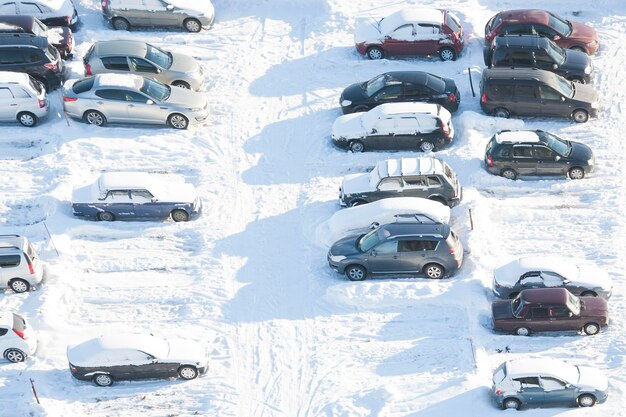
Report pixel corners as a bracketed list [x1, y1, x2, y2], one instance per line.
[128, 104, 135, 107]
[159, 107, 168, 109]
[96, 101, 104, 105]
[392, 255, 398, 259]
[10, 103, 17, 106]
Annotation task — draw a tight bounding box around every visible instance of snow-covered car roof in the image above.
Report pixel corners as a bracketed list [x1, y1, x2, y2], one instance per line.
[167, 0, 214, 14]
[67, 334, 169, 366]
[97, 172, 156, 192]
[495, 256, 579, 282]
[366, 102, 443, 119]
[0, 235, 27, 251]
[380, 8, 444, 35]
[0, 71, 31, 85]
[504, 358, 577, 382]
[495, 130, 541, 144]
[0, 311, 15, 328]
[375, 157, 445, 178]
[95, 73, 144, 90]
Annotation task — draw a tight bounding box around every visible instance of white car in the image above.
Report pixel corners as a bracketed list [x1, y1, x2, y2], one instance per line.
[493, 256, 613, 299]
[0, 235, 44, 293]
[0, 312, 37, 362]
[0, 0, 79, 28]
[0, 71, 49, 126]
[331, 103, 454, 152]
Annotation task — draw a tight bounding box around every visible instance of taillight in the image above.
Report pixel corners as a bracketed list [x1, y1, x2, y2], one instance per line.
[441, 119, 450, 135]
[481, 93, 487, 104]
[63, 96, 78, 102]
[101, 0, 108, 11]
[494, 281, 501, 288]
[448, 93, 457, 103]
[70, 366, 77, 373]
[487, 155, 493, 167]
[495, 389, 502, 395]
[44, 62, 59, 72]
[13, 329, 27, 340]
[85, 63, 92, 75]
[449, 248, 455, 255]
[66, 16, 71, 25]
[38, 99, 45, 108]
[28, 260, 35, 274]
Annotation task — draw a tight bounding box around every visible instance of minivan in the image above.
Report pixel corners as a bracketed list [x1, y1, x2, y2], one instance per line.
[0, 71, 48, 126]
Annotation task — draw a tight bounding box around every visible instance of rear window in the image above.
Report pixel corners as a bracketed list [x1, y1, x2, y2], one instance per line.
[446, 12, 461, 33]
[442, 162, 456, 186]
[488, 83, 514, 99]
[494, 144, 512, 158]
[72, 77, 95, 94]
[26, 243, 36, 261]
[0, 254, 21, 267]
[12, 313, 25, 331]
[424, 74, 445, 93]
[493, 363, 506, 384]
[44, 45, 57, 62]
[28, 75, 42, 93]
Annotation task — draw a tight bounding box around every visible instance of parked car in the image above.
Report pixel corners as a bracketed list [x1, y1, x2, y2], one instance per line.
[72, 172, 202, 222]
[339, 157, 462, 208]
[83, 40, 204, 90]
[0, 15, 73, 59]
[327, 221, 463, 280]
[0, 312, 36, 363]
[484, 9, 599, 54]
[0, 71, 49, 126]
[483, 130, 594, 180]
[480, 68, 599, 123]
[0, 35, 67, 90]
[491, 288, 608, 336]
[62, 74, 208, 129]
[0, 0, 78, 29]
[492, 358, 609, 410]
[0, 235, 44, 293]
[493, 256, 613, 299]
[340, 71, 459, 114]
[354, 7, 463, 61]
[67, 333, 208, 386]
[332, 102, 453, 153]
[101, 0, 215, 33]
[485, 34, 593, 83]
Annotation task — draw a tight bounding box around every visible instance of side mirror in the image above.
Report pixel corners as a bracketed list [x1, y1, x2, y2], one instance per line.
[384, 35, 391, 40]
[568, 312, 574, 317]
[555, 155, 561, 161]
[560, 96, 565, 102]
[371, 128, 377, 134]
[146, 99, 154, 105]
[552, 63, 558, 70]
[166, 4, 174, 10]
[155, 68, 161, 74]
[553, 35, 561, 41]
[370, 250, 377, 257]
[151, 197, 158, 202]
[369, 222, 380, 229]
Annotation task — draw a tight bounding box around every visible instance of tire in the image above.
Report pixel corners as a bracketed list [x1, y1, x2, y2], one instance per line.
[583, 323, 600, 335]
[569, 167, 585, 180]
[419, 141, 435, 152]
[4, 348, 26, 363]
[572, 109, 589, 123]
[515, 327, 531, 336]
[112, 17, 130, 31]
[366, 46, 384, 60]
[503, 398, 520, 410]
[84, 110, 106, 126]
[171, 209, 190, 222]
[580, 291, 597, 297]
[439, 47, 456, 61]
[508, 292, 519, 299]
[97, 212, 115, 222]
[501, 169, 517, 180]
[428, 196, 447, 206]
[349, 140, 365, 153]
[184, 18, 202, 33]
[353, 105, 369, 113]
[168, 113, 189, 130]
[569, 77, 584, 84]
[349, 200, 367, 207]
[423, 263, 444, 279]
[93, 374, 113, 387]
[178, 365, 199, 380]
[172, 81, 191, 89]
[578, 394, 596, 407]
[345, 264, 366, 281]
[9, 278, 30, 293]
[17, 111, 37, 127]
[493, 108, 510, 118]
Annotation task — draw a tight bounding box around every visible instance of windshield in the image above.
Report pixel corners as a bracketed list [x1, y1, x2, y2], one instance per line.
[365, 74, 389, 97]
[493, 363, 506, 384]
[512, 296, 523, 317]
[145, 44, 172, 69]
[546, 40, 566, 65]
[548, 13, 572, 36]
[141, 78, 170, 101]
[542, 131, 570, 156]
[567, 292, 581, 315]
[33, 19, 47, 36]
[554, 76, 574, 98]
[359, 228, 384, 252]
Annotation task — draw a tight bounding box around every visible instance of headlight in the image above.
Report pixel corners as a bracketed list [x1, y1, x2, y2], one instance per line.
[588, 159, 594, 165]
[591, 101, 600, 109]
[187, 107, 203, 112]
[330, 255, 346, 262]
[586, 40, 598, 46]
[584, 66, 591, 75]
[341, 99, 352, 106]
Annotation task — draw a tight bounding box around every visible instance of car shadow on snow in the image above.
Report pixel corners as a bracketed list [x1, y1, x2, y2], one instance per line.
[404, 386, 494, 416]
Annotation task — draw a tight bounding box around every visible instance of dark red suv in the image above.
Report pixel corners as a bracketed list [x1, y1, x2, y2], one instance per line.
[484, 9, 599, 55]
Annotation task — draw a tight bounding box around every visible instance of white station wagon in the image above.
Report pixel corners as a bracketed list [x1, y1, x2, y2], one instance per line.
[0, 311, 37, 362]
[0, 71, 49, 126]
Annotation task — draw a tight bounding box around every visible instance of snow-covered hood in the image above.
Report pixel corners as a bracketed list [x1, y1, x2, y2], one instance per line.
[354, 19, 382, 43]
[573, 265, 612, 291]
[576, 366, 608, 392]
[166, 338, 206, 364]
[572, 83, 598, 104]
[169, 0, 214, 17]
[169, 52, 202, 74]
[341, 173, 372, 195]
[332, 113, 365, 139]
[157, 182, 197, 203]
[165, 87, 207, 109]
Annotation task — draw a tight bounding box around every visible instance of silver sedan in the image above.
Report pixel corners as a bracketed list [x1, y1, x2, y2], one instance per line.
[62, 74, 208, 129]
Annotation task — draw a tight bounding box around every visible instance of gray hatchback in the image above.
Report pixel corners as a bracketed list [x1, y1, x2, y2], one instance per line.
[327, 222, 463, 281]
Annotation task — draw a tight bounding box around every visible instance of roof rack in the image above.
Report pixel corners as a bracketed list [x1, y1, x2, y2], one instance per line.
[0, 234, 20, 238]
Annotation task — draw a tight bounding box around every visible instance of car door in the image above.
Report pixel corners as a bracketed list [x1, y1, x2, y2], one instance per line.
[365, 117, 397, 150]
[537, 85, 568, 117]
[512, 84, 539, 115]
[100, 56, 132, 75]
[122, 0, 151, 27]
[392, 117, 421, 149]
[130, 189, 164, 218]
[532, 50, 557, 72]
[401, 175, 429, 199]
[398, 238, 438, 273]
[510, 145, 537, 176]
[122, 90, 163, 123]
[518, 272, 546, 291]
[367, 239, 401, 274]
[383, 24, 415, 55]
[534, 145, 564, 175]
[514, 377, 545, 405]
[401, 83, 431, 104]
[0, 87, 15, 121]
[128, 56, 160, 79]
[372, 84, 403, 106]
[413, 24, 441, 55]
[102, 190, 135, 218]
[375, 177, 404, 200]
[139, 351, 175, 378]
[145, 0, 179, 27]
[547, 305, 575, 332]
[527, 306, 551, 332]
[0, 2, 17, 14]
[540, 376, 576, 406]
[94, 89, 130, 122]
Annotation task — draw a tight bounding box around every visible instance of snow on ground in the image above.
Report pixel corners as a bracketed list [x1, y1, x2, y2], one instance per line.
[0, 0, 625, 416]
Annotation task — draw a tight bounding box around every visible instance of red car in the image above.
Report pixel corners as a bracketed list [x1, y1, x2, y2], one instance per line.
[485, 9, 599, 55]
[354, 7, 464, 61]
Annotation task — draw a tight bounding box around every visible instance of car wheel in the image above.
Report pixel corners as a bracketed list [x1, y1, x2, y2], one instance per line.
[178, 365, 199, 380]
[578, 394, 596, 407]
[97, 212, 115, 222]
[503, 398, 520, 410]
[569, 77, 584, 84]
[93, 374, 113, 387]
[17, 112, 37, 127]
[366, 46, 384, 60]
[580, 291, 598, 297]
[423, 263, 444, 279]
[84, 110, 106, 127]
[501, 169, 517, 180]
[439, 47, 456, 61]
[428, 196, 447, 206]
[583, 323, 600, 335]
[568, 167, 585, 180]
[572, 109, 589, 123]
[345, 264, 367, 281]
[493, 108, 510, 118]
[570, 46, 586, 53]
[349, 200, 367, 207]
[184, 18, 202, 33]
[515, 327, 531, 336]
[4, 348, 26, 363]
[353, 105, 369, 113]
[419, 141, 435, 152]
[349, 140, 365, 153]
[112, 17, 130, 31]
[508, 292, 519, 299]
[9, 278, 30, 293]
[172, 81, 191, 89]
[168, 113, 189, 130]
[171, 209, 190, 222]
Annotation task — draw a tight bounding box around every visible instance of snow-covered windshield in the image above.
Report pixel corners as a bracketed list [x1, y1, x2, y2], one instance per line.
[146, 44, 172, 69]
[368, 167, 381, 187]
[554, 76, 574, 98]
[548, 12, 572, 37]
[542, 131, 571, 156]
[365, 74, 388, 97]
[361, 107, 380, 129]
[512, 296, 523, 317]
[493, 363, 506, 384]
[141, 78, 170, 102]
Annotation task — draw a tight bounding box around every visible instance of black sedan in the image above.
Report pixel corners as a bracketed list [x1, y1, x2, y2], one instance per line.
[339, 71, 460, 114]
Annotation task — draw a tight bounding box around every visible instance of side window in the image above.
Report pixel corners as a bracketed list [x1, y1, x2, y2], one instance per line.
[403, 84, 427, 96]
[130, 190, 154, 202]
[514, 85, 536, 99]
[0, 49, 25, 64]
[12, 88, 31, 98]
[377, 178, 403, 191]
[398, 240, 422, 252]
[24, 50, 41, 63]
[422, 240, 438, 251]
[427, 176, 442, 187]
[123, 91, 150, 103]
[373, 240, 398, 254]
[18, 2, 42, 13]
[95, 89, 125, 100]
[395, 117, 419, 133]
[488, 84, 513, 99]
[403, 176, 427, 188]
[0, 328, 7, 336]
[129, 57, 158, 73]
[533, 51, 554, 68]
[513, 377, 541, 388]
[533, 146, 555, 159]
[549, 306, 570, 318]
[375, 85, 402, 100]
[105, 190, 131, 201]
[390, 24, 414, 40]
[502, 23, 528, 35]
[509, 51, 531, 65]
[0, 2, 17, 13]
[373, 118, 395, 134]
[530, 307, 550, 319]
[0, 254, 21, 267]
[541, 377, 567, 390]
[102, 56, 131, 71]
[0, 87, 14, 99]
[535, 25, 557, 38]
[512, 146, 534, 158]
[519, 272, 543, 286]
[539, 271, 565, 286]
[495, 145, 512, 158]
[415, 24, 440, 37]
[537, 86, 561, 101]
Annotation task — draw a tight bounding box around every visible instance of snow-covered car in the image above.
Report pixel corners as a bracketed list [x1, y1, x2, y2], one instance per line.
[0, 15, 73, 59]
[71, 172, 202, 222]
[339, 157, 462, 208]
[354, 7, 464, 61]
[0, 0, 79, 29]
[67, 333, 209, 386]
[493, 256, 613, 299]
[492, 358, 608, 410]
[332, 102, 453, 152]
[0, 234, 44, 293]
[0, 311, 37, 363]
[62, 74, 209, 129]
